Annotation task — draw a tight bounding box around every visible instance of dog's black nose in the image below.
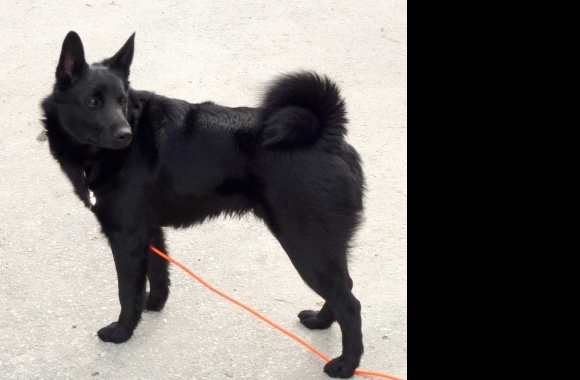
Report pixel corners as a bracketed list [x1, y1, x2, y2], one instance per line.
[115, 129, 132, 142]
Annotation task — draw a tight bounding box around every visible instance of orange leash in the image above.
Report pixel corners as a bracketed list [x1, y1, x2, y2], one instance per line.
[149, 245, 404, 380]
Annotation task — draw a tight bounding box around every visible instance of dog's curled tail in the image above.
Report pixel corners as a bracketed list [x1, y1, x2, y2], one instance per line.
[259, 72, 347, 152]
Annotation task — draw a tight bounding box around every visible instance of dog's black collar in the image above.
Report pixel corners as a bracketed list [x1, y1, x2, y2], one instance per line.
[83, 170, 97, 209]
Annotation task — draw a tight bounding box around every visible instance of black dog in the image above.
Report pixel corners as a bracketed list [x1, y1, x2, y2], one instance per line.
[42, 32, 365, 378]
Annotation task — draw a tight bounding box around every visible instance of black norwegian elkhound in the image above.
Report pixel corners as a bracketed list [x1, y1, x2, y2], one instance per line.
[42, 32, 365, 378]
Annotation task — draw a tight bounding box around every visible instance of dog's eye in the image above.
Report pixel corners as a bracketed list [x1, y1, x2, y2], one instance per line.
[120, 98, 128, 107]
[87, 98, 99, 107]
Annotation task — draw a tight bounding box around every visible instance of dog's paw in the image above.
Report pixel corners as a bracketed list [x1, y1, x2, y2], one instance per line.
[298, 310, 334, 330]
[323, 356, 357, 378]
[145, 290, 168, 312]
[145, 293, 167, 311]
[97, 322, 133, 343]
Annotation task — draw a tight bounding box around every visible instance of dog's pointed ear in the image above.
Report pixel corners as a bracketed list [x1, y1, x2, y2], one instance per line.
[56, 31, 88, 87]
[105, 33, 135, 78]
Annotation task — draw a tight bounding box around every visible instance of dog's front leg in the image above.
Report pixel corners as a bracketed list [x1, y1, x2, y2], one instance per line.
[97, 229, 148, 343]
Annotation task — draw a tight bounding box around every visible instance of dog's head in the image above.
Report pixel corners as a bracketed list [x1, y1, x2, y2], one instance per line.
[49, 31, 135, 150]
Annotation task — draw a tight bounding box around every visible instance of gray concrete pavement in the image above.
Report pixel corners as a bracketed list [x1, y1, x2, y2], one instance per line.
[0, 1, 407, 379]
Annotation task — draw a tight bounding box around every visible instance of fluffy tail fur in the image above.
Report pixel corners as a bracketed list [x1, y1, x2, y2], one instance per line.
[259, 72, 347, 153]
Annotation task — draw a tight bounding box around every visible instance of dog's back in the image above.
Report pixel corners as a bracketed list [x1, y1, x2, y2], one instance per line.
[121, 73, 364, 232]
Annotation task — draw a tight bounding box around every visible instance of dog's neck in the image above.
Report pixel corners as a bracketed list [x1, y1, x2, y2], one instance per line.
[82, 170, 97, 208]
[42, 111, 130, 210]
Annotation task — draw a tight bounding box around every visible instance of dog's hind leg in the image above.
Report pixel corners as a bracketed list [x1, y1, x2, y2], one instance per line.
[299, 276, 355, 330]
[145, 228, 170, 311]
[298, 302, 336, 330]
[276, 236, 363, 379]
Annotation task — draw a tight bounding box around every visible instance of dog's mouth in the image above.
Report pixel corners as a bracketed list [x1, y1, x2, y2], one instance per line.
[86, 137, 131, 150]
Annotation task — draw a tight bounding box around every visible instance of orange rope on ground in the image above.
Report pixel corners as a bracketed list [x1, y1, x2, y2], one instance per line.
[149, 245, 403, 380]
